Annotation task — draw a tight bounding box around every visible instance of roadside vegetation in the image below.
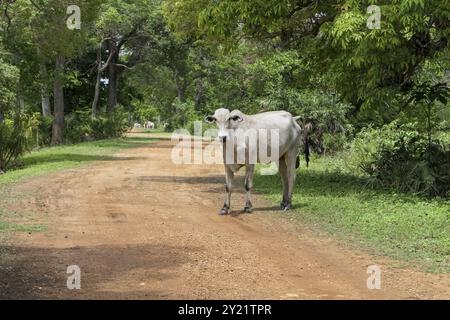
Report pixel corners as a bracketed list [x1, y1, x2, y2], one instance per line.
[0, 207, 47, 234]
[255, 156, 450, 273]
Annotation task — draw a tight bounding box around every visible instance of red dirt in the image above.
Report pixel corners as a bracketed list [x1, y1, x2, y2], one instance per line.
[0, 133, 448, 299]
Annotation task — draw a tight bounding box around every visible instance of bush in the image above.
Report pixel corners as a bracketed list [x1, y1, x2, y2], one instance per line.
[36, 115, 53, 147]
[65, 108, 129, 143]
[165, 99, 199, 133]
[322, 131, 349, 155]
[65, 110, 92, 143]
[90, 108, 129, 139]
[350, 121, 450, 197]
[0, 114, 34, 172]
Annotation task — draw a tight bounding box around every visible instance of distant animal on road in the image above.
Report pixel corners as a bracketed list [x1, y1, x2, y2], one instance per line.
[205, 108, 304, 215]
[144, 121, 155, 129]
[133, 123, 142, 128]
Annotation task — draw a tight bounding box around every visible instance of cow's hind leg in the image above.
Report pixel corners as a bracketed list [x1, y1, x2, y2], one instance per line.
[284, 149, 299, 210]
[278, 157, 289, 210]
[221, 165, 234, 215]
[244, 164, 255, 213]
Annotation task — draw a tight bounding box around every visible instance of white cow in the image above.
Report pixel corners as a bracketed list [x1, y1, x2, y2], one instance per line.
[133, 122, 142, 128]
[205, 108, 304, 215]
[144, 121, 155, 129]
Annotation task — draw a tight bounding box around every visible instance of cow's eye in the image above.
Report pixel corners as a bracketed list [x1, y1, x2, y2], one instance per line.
[230, 115, 241, 121]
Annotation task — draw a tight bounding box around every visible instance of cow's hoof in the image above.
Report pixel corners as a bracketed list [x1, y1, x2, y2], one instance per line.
[280, 202, 291, 211]
[244, 206, 253, 214]
[219, 208, 229, 215]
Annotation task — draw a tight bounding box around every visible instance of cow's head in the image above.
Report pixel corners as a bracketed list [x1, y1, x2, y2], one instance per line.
[205, 108, 244, 142]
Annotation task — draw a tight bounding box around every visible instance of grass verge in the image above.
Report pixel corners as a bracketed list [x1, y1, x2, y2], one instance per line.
[0, 135, 157, 185]
[255, 156, 450, 273]
[0, 134, 157, 234]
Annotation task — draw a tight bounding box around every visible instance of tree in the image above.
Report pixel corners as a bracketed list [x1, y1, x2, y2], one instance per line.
[1, 0, 101, 144]
[0, 51, 20, 122]
[166, 0, 449, 126]
[409, 81, 450, 164]
[93, 0, 159, 114]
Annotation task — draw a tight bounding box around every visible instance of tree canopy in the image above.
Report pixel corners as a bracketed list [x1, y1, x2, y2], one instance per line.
[0, 0, 448, 158]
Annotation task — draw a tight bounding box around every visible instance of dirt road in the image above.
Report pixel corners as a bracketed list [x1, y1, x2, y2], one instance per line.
[0, 133, 449, 299]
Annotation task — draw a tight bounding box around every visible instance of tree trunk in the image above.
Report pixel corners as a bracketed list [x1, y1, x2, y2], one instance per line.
[92, 44, 103, 117]
[174, 70, 187, 103]
[194, 78, 204, 111]
[279, 28, 291, 49]
[107, 66, 118, 112]
[426, 102, 432, 167]
[92, 71, 102, 117]
[106, 40, 119, 113]
[92, 39, 116, 117]
[51, 55, 65, 145]
[41, 94, 51, 117]
[16, 95, 25, 110]
[40, 63, 51, 117]
[92, 45, 103, 117]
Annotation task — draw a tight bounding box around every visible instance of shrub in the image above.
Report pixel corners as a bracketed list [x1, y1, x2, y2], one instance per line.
[36, 115, 53, 147]
[90, 107, 129, 140]
[0, 114, 34, 172]
[350, 121, 450, 197]
[65, 108, 129, 143]
[65, 110, 92, 143]
[9, 113, 53, 149]
[322, 131, 350, 155]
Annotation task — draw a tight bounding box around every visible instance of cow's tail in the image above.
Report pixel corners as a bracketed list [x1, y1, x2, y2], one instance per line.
[304, 137, 310, 167]
[293, 116, 310, 168]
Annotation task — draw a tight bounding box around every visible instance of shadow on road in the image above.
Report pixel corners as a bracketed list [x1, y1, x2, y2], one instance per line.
[0, 243, 197, 299]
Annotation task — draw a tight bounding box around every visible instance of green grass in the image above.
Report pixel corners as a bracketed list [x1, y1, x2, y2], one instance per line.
[132, 128, 171, 135]
[255, 156, 450, 273]
[0, 206, 48, 234]
[0, 221, 47, 233]
[0, 135, 157, 235]
[0, 136, 157, 185]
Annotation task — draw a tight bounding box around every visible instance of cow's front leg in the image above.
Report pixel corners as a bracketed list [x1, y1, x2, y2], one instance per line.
[221, 165, 234, 215]
[244, 164, 255, 213]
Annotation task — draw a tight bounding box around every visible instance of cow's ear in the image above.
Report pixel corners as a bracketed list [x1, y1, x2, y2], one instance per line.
[204, 115, 216, 123]
[230, 115, 243, 122]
